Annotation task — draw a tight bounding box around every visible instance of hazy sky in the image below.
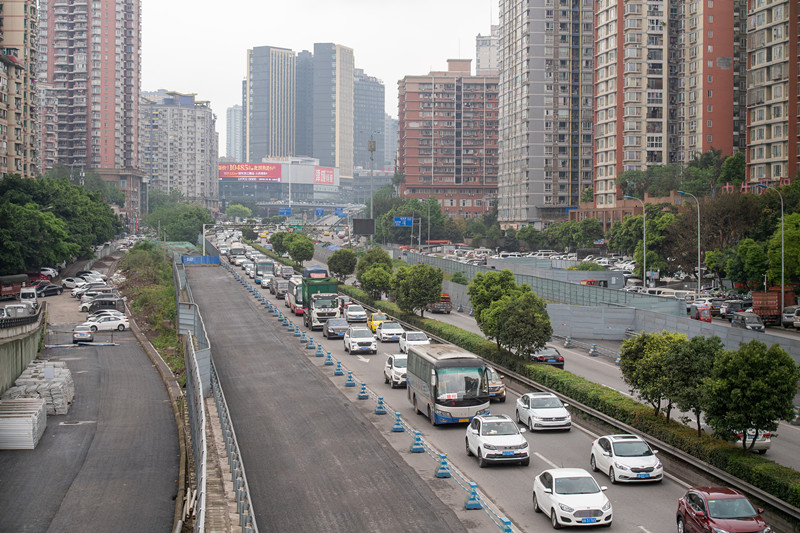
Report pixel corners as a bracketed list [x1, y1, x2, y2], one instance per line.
[141, 0, 496, 156]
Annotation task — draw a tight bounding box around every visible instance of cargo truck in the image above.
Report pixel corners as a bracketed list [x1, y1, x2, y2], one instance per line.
[752, 289, 796, 326]
[302, 278, 340, 330]
[0, 274, 29, 300]
[426, 292, 453, 314]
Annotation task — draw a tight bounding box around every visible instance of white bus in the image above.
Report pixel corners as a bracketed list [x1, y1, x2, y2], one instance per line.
[287, 278, 304, 315]
[406, 344, 490, 425]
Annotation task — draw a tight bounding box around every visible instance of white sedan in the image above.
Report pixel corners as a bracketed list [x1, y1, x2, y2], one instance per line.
[515, 392, 572, 431]
[399, 331, 430, 353]
[590, 434, 663, 483]
[532, 468, 612, 528]
[375, 321, 404, 342]
[344, 304, 368, 323]
[61, 277, 86, 289]
[82, 315, 129, 332]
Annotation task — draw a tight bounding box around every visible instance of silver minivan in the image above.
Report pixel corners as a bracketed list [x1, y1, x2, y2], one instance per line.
[730, 312, 765, 332]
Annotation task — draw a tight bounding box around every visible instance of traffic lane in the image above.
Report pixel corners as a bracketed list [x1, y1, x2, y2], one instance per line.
[0, 328, 178, 533]
[189, 267, 472, 533]
[302, 324, 682, 532]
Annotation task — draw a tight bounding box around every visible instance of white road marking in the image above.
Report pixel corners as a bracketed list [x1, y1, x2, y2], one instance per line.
[534, 452, 558, 469]
[356, 355, 370, 363]
[638, 527, 654, 533]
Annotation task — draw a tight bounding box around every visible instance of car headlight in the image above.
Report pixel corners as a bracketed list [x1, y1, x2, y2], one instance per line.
[558, 503, 574, 513]
[521, 441, 529, 449]
[712, 528, 733, 533]
[759, 528, 772, 533]
[655, 461, 662, 469]
[614, 462, 629, 470]
[483, 443, 498, 450]
[602, 500, 612, 512]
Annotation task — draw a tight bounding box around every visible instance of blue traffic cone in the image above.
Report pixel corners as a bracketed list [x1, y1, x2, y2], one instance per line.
[357, 382, 369, 400]
[409, 431, 424, 453]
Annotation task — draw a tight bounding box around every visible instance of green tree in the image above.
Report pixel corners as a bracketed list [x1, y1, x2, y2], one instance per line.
[766, 212, 800, 285]
[570, 262, 606, 271]
[663, 336, 724, 436]
[360, 265, 393, 300]
[726, 238, 768, 288]
[719, 152, 746, 188]
[0, 202, 78, 274]
[391, 264, 444, 316]
[327, 249, 357, 282]
[226, 204, 252, 220]
[450, 271, 468, 285]
[241, 227, 257, 241]
[619, 331, 687, 417]
[517, 225, 544, 251]
[467, 270, 520, 330]
[704, 340, 799, 452]
[270, 232, 289, 256]
[356, 247, 393, 285]
[145, 204, 213, 242]
[580, 186, 594, 203]
[287, 234, 314, 266]
[145, 189, 184, 213]
[494, 291, 552, 356]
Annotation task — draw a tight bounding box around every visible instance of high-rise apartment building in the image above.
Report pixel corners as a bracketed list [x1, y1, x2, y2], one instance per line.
[746, 0, 798, 186]
[383, 113, 398, 169]
[476, 25, 500, 76]
[2, 0, 38, 178]
[295, 49, 313, 158]
[497, 0, 595, 229]
[39, 0, 143, 219]
[140, 91, 218, 209]
[245, 46, 295, 163]
[313, 43, 354, 178]
[38, 82, 59, 172]
[397, 59, 498, 218]
[226, 104, 243, 161]
[353, 68, 385, 171]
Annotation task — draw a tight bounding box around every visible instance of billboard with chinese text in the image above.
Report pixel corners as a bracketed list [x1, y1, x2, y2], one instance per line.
[314, 167, 335, 185]
[219, 163, 281, 182]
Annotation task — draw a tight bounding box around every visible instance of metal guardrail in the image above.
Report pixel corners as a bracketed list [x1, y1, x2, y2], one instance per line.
[184, 335, 207, 532]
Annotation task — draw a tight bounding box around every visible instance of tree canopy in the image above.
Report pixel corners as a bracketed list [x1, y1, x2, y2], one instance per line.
[390, 264, 443, 316]
[327, 249, 357, 282]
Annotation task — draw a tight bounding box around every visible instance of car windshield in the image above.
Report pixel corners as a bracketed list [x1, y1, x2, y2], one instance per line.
[74, 326, 91, 332]
[328, 319, 348, 328]
[612, 440, 652, 457]
[406, 332, 427, 341]
[707, 497, 757, 519]
[350, 329, 372, 338]
[382, 322, 402, 330]
[745, 317, 761, 324]
[372, 314, 387, 321]
[316, 299, 336, 308]
[535, 348, 559, 357]
[481, 421, 519, 436]
[531, 396, 562, 409]
[436, 367, 486, 400]
[349, 306, 365, 313]
[554, 476, 601, 495]
[393, 357, 407, 368]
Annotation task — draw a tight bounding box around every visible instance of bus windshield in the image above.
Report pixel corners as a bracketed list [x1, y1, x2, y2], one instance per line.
[435, 367, 487, 402]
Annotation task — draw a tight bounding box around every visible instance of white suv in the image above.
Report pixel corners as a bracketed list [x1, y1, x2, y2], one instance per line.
[465, 414, 529, 467]
[590, 434, 663, 483]
[383, 354, 407, 388]
[343, 326, 376, 354]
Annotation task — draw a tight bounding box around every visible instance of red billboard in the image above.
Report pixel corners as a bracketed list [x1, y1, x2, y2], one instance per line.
[314, 166, 335, 185]
[219, 163, 281, 182]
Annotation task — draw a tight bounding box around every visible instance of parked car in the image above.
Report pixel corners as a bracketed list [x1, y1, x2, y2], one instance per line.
[515, 392, 571, 431]
[72, 324, 94, 344]
[343, 326, 376, 354]
[486, 366, 506, 403]
[465, 414, 529, 467]
[36, 284, 64, 297]
[733, 429, 772, 454]
[344, 304, 368, 323]
[86, 309, 125, 322]
[532, 468, 612, 528]
[322, 318, 349, 339]
[367, 312, 388, 332]
[375, 321, 404, 342]
[399, 330, 430, 353]
[590, 434, 663, 483]
[82, 315, 129, 331]
[383, 353, 407, 388]
[61, 277, 87, 289]
[676, 487, 770, 533]
[40, 267, 59, 278]
[781, 305, 799, 328]
[526, 346, 565, 369]
[76, 270, 107, 281]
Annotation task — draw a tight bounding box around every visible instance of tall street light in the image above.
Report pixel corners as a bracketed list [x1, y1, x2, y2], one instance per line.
[624, 196, 646, 287]
[677, 191, 701, 295]
[758, 184, 784, 303]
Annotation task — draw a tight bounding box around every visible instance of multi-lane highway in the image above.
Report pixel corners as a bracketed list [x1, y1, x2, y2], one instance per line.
[189, 262, 693, 532]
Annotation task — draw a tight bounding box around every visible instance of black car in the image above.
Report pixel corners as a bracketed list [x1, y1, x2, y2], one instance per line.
[323, 318, 349, 339]
[526, 346, 565, 369]
[36, 283, 64, 297]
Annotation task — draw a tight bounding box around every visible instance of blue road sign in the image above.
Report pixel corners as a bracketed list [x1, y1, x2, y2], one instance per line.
[393, 216, 413, 227]
[279, 207, 292, 216]
[335, 208, 344, 217]
[316, 208, 324, 217]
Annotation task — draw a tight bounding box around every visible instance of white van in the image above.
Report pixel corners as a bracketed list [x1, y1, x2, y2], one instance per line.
[19, 287, 39, 310]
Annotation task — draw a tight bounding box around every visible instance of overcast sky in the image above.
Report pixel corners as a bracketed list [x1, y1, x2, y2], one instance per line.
[141, 0, 496, 156]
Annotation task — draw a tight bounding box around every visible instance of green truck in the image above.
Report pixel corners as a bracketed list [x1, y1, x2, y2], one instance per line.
[302, 278, 340, 330]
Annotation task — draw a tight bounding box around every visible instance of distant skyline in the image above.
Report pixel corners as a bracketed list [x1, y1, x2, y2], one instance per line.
[141, 0, 496, 157]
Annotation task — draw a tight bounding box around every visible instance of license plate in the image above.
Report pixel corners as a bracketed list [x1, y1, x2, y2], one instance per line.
[502, 451, 514, 456]
[581, 518, 597, 524]
[547, 359, 556, 363]
[458, 418, 469, 423]
[636, 474, 650, 478]
[489, 392, 496, 396]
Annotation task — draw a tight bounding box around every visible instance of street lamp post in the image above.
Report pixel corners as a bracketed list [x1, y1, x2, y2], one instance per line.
[758, 184, 784, 302]
[624, 196, 646, 287]
[677, 191, 701, 295]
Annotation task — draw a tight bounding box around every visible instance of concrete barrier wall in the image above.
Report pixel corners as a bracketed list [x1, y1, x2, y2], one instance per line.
[0, 323, 43, 395]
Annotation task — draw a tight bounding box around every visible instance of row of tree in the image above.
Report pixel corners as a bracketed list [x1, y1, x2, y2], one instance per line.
[619, 332, 798, 451]
[0, 175, 122, 274]
[268, 232, 315, 266]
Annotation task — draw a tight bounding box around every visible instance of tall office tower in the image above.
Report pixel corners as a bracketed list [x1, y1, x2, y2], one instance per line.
[746, 0, 798, 186]
[39, 0, 143, 219]
[383, 113, 398, 169]
[397, 59, 499, 218]
[313, 43, 354, 178]
[476, 25, 500, 76]
[1, 0, 38, 178]
[140, 91, 218, 208]
[353, 68, 385, 170]
[295, 50, 313, 158]
[226, 105, 243, 161]
[38, 83, 59, 172]
[245, 45, 295, 163]
[497, 0, 595, 229]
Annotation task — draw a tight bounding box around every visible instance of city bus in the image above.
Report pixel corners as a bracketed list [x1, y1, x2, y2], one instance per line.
[287, 277, 304, 315]
[406, 344, 490, 425]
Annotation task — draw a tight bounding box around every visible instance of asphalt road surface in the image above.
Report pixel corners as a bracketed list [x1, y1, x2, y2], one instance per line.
[186, 265, 490, 532]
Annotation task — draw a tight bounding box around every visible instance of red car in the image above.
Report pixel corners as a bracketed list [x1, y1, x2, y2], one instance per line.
[676, 487, 771, 533]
